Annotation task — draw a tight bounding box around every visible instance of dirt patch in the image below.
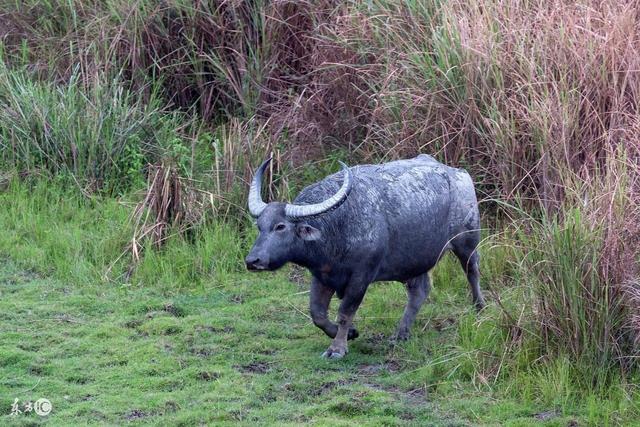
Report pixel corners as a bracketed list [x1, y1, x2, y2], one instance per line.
[328, 396, 369, 416]
[357, 360, 401, 376]
[143, 306, 187, 320]
[195, 325, 234, 334]
[362, 382, 427, 405]
[234, 361, 270, 374]
[163, 401, 179, 414]
[11, 269, 43, 283]
[161, 325, 182, 335]
[189, 345, 216, 357]
[310, 379, 353, 396]
[124, 318, 143, 329]
[163, 302, 186, 317]
[317, 381, 339, 394]
[534, 410, 559, 421]
[17, 342, 40, 352]
[229, 294, 245, 304]
[65, 374, 92, 384]
[28, 364, 47, 376]
[365, 332, 387, 345]
[196, 371, 220, 381]
[405, 387, 427, 401]
[124, 409, 148, 420]
[1, 268, 43, 287]
[133, 331, 149, 339]
[386, 359, 402, 373]
[357, 356, 402, 376]
[357, 332, 388, 355]
[432, 316, 457, 332]
[54, 313, 83, 324]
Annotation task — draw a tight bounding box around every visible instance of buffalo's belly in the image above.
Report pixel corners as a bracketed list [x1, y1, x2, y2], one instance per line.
[374, 194, 452, 282]
[374, 236, 450, 282]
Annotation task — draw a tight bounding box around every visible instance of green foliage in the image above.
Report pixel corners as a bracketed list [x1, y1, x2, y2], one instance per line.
[0, 60, 166, 194]
[511, 210, 634, 388]
[0, 180, 249, 291]
[121, 134, 145, 190]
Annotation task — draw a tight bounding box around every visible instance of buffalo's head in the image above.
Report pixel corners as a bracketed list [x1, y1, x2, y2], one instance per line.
[244, 158, 352, 271]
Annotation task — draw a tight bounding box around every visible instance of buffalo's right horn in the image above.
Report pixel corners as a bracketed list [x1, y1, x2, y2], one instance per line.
[248, 157, 272, 218]
[285, 162, 352, 221]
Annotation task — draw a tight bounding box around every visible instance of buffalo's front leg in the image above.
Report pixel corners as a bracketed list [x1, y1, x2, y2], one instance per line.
[322, 281, 367, 359]
[310, 278, 358, 340]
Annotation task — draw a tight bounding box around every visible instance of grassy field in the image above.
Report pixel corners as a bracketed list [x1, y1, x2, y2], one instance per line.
[0, 183, 637, 426]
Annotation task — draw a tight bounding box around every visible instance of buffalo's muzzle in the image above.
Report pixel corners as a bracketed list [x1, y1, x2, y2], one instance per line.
[245, 255, 267, 271]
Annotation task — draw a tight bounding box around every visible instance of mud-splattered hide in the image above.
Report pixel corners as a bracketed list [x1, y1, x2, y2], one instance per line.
[245, 154, 484, 358]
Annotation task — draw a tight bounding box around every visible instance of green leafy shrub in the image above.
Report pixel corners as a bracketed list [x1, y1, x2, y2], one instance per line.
[0, 62, 164, 193]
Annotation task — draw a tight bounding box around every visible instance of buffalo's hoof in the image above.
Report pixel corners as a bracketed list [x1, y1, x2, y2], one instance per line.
[347, 327, 359, 341]
[390, 330, 410, 344]
[321, 347, 347, 359]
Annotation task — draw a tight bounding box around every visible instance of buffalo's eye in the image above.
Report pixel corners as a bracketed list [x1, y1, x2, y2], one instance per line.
[274, 223, 286, 232]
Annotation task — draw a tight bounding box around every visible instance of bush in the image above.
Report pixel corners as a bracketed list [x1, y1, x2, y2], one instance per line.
[522, 210, 636, 383]
[0, 61, 166, 193]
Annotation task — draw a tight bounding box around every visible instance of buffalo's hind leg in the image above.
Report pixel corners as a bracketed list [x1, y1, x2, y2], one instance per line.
[310, 278, 359, 341]
[392, 272, 431, 342]
[452, 240, 485, 311]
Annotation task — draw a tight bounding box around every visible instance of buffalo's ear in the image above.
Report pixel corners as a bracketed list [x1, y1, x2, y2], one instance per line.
[296, 223, 322, 241]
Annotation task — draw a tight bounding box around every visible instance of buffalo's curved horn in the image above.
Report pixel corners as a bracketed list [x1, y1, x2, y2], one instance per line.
[285, 162, 352, 220]
[248, 157, 272, 217]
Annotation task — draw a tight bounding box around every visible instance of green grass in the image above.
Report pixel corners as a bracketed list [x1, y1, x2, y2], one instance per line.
[1, 183, 638, 425]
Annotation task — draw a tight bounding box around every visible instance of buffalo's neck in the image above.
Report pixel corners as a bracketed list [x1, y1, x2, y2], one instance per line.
[292, 241, 351, 293]
[291, 240, 328, 271]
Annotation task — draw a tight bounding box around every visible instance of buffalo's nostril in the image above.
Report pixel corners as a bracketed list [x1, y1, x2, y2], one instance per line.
[245, 256, 260, 270]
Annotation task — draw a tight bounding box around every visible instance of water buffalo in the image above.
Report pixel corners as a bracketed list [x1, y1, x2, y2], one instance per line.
[245, 154, 485, 359]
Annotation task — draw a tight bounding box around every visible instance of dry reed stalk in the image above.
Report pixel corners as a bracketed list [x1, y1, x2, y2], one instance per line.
[129, 163, 202, 262]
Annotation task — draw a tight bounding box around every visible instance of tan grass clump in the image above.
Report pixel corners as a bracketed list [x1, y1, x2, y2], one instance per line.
[129, 163, 202, 262]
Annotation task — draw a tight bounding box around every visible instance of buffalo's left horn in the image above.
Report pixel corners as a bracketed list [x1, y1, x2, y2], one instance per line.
[248, 157, 272, 217]
[285, 162, 352, 220]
